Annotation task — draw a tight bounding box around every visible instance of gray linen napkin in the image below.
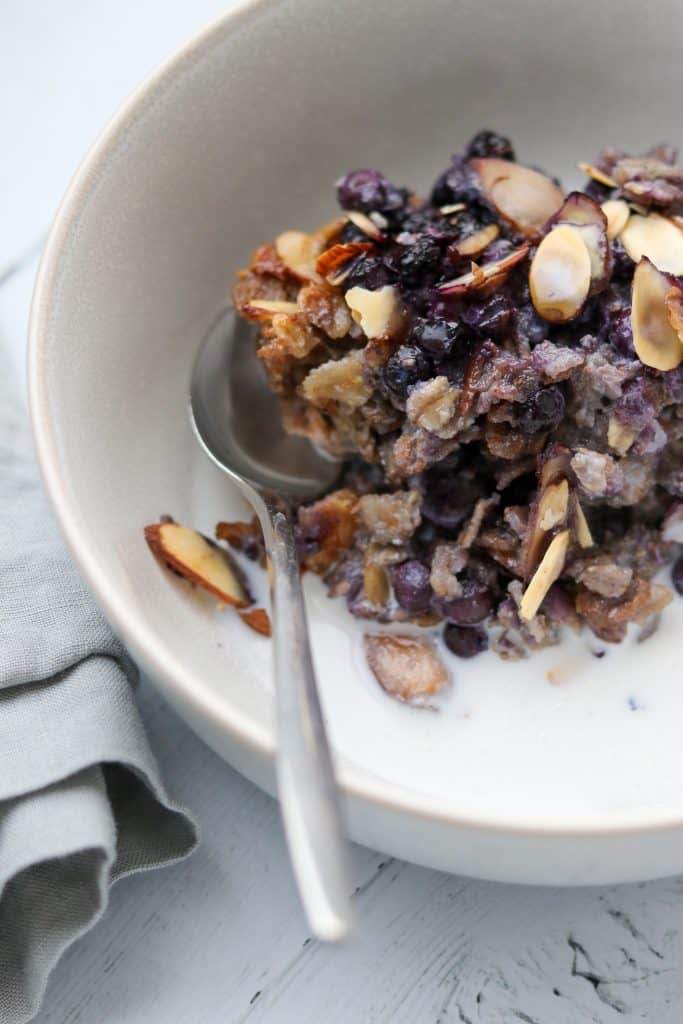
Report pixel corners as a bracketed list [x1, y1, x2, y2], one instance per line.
[0, 350, 198, 1023]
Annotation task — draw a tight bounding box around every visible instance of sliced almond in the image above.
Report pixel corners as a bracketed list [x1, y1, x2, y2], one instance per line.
[364, 634, 449, 703]
[577, 162, 618, 188]
[573, 498, 594, 549]
[363, 562, 390, 607]
[345, 284, 402, 338]
[239, 607, 271, 636]
[315, 241, 374, 283]
[529, 224, 591, 322]
[607, 416, 637, 455]
[437, 244, 530, 296]
[570, 222, 611, 295]
[631, 257, 683, 371]
[550, 193, 610, 294]
[554, 191, 607, 228]
[454, 223, 500, 257]
[244, 299, 300, 317]
[470, 158, 564, 236]
[664, 283, 683, 336]
[439, 203, 466, 215]
[144, 522, 250, 607]
[519, 530, 570, 622]
[524, 479, 569, 574]
[620, 213, 683, 275]
[275, 230, 322, 282]
[538, 479, 569, 531]
[601, 199, 630, 240]
[347, 210, 384, 241]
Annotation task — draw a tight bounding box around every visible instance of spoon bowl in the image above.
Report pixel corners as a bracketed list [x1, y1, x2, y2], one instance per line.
[190, 311, 340, 501]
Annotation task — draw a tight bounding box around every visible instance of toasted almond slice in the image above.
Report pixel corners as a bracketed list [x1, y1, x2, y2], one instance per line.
[607, 416, 637, 455]
[455, 223, 500, 257]
[529, 224, 591, 322]
[519, 530, 570, 621]
[550, 193, 610, 294]
[144, 522, 250, 607]
[364, 634, 449, 702]
[315, 241, 374, 282]
[554, 191, 607, 228]
[439, 203, 466, 215]
[538, 479, 569, 531]
[571, 222, 611, 295]
[601, 199, 630, 240]
[363, 562, 390, 606]
[631, 257, 683, 371]
[275, 230, 322, 281]
[578, 162, 618, 188]
[524, 479, 569, 574]
[573, 499, 594, 549]
[347, 210, 384, 241]
[244, 299, 300, 317]
[470, 158, 564, 236]
[620, 213, 683, 275]
[345, 284, 402, 338]
[437, 244, 530, 296]
[665, 284, 683, 337]
[239, 607, 272, 636]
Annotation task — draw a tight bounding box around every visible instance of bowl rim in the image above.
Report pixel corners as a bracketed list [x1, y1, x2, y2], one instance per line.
[27, 0, 683, 842]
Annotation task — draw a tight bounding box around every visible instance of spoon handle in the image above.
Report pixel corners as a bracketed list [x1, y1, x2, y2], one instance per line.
[261, 494, 354, 942]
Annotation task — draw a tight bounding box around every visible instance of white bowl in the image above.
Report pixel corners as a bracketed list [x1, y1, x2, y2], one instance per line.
[29, 0, 683, 884]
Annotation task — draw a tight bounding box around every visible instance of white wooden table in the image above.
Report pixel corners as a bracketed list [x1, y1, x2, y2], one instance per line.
[3, 4, 683, 1021]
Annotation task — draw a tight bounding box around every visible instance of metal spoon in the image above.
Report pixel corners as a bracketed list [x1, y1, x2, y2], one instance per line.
[189, 310, 353, 942]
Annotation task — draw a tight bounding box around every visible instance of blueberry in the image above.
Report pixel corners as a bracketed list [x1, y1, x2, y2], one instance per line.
[383, 345, 432, 398]
[437, 581, 494, 625]
[672, 555, 683, 595]
[336, 169, 405, 215]
[443, 623, 489, 658]
[462, 294, 513, 337]
[398, 238, 442, 286]
[518, 386, 565, 434]
[339, 220, 370, 244]
[465, 131, 515, 161]
[430, 156, 481, 208]
[410, 318, 462, 357]
[345, 255, 397, 291]
[393, 560, 433, 612]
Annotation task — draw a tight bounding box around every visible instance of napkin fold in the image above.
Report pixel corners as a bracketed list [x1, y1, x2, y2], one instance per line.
[0, 351, 197, 1023]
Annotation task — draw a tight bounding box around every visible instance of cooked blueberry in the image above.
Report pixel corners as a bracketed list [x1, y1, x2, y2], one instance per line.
[345, 255, 397, 290]
[462, 294, 513, 337]
[443, 623, 489, 658]
[465, 130, 515, 161]
[383, 345, 432, 398]
[398, 238, 442, 285]
[410, 318, 463, 357]
[430, 156, 482, 208]
[339, 220, 371, 244]
[336, 169, 405, 215]
[437, 581, 494, 625]
[672, 555, 683, 595]
[518, 386, 565, 434]
[393, 560, 433, 612]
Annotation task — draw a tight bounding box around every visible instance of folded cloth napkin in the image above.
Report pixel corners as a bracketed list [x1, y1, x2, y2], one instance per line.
[0, 350, 198, 1023]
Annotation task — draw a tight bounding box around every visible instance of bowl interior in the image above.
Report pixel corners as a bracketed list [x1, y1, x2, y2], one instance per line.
[31, 0, 683, 837]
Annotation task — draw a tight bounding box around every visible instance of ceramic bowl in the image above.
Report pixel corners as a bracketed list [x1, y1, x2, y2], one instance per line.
[29, 0, 683, 883]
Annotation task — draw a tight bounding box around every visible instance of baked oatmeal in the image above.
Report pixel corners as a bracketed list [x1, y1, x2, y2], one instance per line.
[229, 131, 683, 663]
